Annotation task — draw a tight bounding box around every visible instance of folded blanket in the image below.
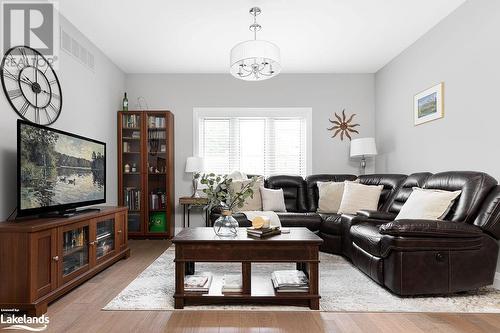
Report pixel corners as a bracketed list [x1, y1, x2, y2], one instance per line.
[241, 211, 282, 228]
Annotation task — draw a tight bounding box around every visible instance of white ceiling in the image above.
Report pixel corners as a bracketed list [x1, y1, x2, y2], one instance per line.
[59, 0, 466, 74]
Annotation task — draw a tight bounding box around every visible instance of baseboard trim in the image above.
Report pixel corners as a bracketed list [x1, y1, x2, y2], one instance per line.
[494, 272, 500, 290]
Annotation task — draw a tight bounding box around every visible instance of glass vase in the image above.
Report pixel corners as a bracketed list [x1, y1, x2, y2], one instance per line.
[213, 210, 239, 237]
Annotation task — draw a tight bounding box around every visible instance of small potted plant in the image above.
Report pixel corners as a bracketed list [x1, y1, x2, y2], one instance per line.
[200, 173, 257, 237]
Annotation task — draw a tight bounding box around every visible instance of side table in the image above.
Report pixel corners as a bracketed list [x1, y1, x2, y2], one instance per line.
[179, 196, 209, 227]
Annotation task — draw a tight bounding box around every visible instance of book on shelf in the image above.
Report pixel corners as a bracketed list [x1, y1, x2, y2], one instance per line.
[124, 188, 141, 211]
[184, 272, 213, 292]
[246, 226, 281, 239]
[222, 274, 243, 293]
[271, 270, 309, 293]
[148, 116, 166, 129]
[122, 114, 140, 128]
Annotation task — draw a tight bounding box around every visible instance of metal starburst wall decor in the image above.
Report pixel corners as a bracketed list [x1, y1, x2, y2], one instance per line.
[327, 109, 360, 141]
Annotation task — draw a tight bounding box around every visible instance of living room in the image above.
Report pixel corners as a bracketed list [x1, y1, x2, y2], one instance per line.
[0, 0, 499, 332]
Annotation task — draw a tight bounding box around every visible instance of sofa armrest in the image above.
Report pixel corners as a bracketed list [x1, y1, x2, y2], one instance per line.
[357, 210, 397, 221]
[379, 219, 484, 238]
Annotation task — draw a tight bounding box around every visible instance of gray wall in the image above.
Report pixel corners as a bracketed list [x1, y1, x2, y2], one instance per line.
[374, 0, 500, 275]
[375, 0, 500, 179]
[125, 74, 375, 228]
[0, 16, 125, 219]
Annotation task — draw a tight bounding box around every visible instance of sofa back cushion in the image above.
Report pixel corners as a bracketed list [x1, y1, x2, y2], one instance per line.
[423, 171, 497, 223]
[473, 186, 500, 239]
[266, 175, 308, 212]
[358, 174, 407, 211]
[305, 174, 357, 212]
[384, 173, 433, 213]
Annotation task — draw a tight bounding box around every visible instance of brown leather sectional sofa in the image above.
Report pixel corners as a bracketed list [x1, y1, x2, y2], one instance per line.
[210, 171, 500, 296]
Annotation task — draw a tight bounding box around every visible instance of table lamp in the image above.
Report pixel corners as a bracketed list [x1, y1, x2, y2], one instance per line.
[350, 138, 377, 174]
[185, 156, 204, 197]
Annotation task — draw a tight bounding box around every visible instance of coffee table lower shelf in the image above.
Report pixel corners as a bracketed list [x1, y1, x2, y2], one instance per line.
[174, 261, 320, 310]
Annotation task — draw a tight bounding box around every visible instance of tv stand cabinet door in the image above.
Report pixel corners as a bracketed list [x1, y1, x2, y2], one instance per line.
[29, 229, 58, 300]
[116, 211, 127, 251]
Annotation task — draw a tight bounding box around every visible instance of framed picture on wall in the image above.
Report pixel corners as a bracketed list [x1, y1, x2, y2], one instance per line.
[414, 82, 444, 125]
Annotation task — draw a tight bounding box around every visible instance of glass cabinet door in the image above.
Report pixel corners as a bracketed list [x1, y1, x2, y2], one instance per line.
[95, 218, 115, 261]
[147, 114, 168, 234]
[62, 225, 89, 277]
[121, 113, 143, 233]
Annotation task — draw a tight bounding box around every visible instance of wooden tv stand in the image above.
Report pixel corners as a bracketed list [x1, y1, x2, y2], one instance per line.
[0, 206, 130, 316]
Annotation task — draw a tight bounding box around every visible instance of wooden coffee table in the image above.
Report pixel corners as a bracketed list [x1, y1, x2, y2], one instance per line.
[172, 227, 323, 309]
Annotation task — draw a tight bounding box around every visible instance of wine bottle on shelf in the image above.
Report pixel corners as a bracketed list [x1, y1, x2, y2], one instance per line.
[123, 92, 129, 111]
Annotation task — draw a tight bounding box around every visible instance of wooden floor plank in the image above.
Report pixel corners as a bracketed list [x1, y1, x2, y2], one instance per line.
[2, 240, 498, 333]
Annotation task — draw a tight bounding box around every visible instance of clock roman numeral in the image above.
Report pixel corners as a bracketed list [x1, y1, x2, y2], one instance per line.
[52, 93, 60, 100]
[48, 79, 57, 85]
[3, 69, 17, 81]
[8, 89, 23, 100]
[18, 47, 29, 65]
[44, 108, 52, 123]
[19, 101, 30, 116]
[34, 108, 40, 124]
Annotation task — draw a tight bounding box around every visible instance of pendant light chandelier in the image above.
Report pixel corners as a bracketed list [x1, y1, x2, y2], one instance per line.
[230, 7, 281, 81]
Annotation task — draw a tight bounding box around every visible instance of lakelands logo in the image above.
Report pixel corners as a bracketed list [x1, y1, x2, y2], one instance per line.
[1, 313, 49, 331]
[1, 0, 59, 68]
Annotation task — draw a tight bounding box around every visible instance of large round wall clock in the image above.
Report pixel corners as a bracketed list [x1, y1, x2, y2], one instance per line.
[0, 45, 62, 125]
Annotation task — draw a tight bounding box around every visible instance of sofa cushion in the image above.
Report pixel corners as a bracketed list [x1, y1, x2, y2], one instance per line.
[384, 173, 432, 213]
[319, 213, 342, 235]
[474, 186, 500, 239]
[267, 175, 308, 212]
[276, 212, 322, 231]
[350, 222, 385, 257]
[305, 174, 357, 212]
[423, 171, 497, 223]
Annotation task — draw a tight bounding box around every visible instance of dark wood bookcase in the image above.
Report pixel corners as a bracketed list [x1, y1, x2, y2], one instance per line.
[118, 110, 175, 238]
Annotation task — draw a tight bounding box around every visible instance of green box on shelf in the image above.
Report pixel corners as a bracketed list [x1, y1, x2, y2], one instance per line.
[149, 212, 167, 232]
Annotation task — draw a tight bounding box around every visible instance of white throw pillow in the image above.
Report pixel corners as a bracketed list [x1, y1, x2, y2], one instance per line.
[317, 181, 346, 213]
[317, 180, 359, 213]
[395, 187, 462, 220]
[260, 187, 287, 212]
[338, 182, 383, 214]
[231, 176, 264, 212]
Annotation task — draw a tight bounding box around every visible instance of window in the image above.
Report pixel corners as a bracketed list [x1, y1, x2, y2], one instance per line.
[194, 108, 311, 177]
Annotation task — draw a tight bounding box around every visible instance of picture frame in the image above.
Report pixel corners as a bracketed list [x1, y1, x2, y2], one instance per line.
[414, 82, 444, 125]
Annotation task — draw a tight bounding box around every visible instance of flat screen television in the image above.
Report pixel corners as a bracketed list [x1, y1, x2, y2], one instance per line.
[17, 120, 106, 217]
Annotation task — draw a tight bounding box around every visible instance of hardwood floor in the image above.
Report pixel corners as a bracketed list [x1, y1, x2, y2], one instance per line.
[2, 240, 499, 333]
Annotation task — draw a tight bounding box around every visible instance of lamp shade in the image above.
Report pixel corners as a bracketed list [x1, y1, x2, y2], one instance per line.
[185, 156, 204, 173]
[230, 40, 281, 81]
[350, 138, 378, 157]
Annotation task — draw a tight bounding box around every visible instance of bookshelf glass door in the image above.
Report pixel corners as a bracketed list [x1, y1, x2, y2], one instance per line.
[62, 226, 89, 277]
[147, 114, 167, 233]
[96, 218, 115, 261]
[121, 113, 143, 233]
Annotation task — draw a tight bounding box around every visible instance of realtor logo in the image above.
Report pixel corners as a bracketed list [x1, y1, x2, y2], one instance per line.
[1, 1, 59, 66]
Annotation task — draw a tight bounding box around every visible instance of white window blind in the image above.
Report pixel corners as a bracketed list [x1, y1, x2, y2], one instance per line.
[197, 115, 308, 177]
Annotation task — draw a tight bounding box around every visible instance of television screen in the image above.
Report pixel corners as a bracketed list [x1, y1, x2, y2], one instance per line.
[18, 120, 106, 216]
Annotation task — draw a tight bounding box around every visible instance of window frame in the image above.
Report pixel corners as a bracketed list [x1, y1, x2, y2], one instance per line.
[193, 107, 313, 176]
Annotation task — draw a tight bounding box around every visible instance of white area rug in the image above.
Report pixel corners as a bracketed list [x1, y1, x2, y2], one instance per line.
[103, 247, 500, 312]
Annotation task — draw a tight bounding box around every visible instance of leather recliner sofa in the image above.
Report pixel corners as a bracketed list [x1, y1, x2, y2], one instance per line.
[210, 171, 500, 296]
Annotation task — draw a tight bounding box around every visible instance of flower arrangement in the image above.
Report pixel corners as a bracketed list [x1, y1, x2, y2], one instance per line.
[198, 173, 257, 212]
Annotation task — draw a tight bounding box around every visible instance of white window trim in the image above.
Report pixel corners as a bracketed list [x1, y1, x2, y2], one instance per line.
[193, 107, 313, 176]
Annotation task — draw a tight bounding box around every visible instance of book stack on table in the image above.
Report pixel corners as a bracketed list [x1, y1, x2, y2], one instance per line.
[246, 226, 281, 239]
[271, 270, 309, 293]
[184, 273, 213, 292]
[222, 274, 243, 293]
